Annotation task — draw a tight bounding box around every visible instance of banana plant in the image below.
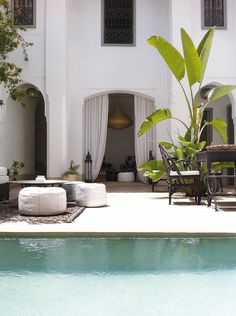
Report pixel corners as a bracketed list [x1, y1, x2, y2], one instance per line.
[138, 27, 236, 182]
[138, 27, 236, 143]
[138, 138, 206, 183]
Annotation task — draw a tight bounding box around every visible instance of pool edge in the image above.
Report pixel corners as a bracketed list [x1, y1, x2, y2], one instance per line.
[1, 231, 236, 238]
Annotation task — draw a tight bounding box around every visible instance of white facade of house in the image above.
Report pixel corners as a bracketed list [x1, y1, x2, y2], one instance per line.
[1, 0, 236, 179]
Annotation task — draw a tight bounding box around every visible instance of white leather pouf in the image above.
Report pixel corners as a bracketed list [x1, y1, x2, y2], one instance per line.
[18, 187, 67, 215]
[0, 166, 9, 184]
[0, 167, 8, 176]
[75, 183, 107, 207]
[0, 175, 9, 184]
[118, 172, 135, 182]
[62, 181, 84, 202]
[0, 167, 9, 201]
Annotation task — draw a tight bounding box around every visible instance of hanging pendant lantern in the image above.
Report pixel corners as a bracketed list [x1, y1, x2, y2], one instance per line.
[108, 106, 133, 130]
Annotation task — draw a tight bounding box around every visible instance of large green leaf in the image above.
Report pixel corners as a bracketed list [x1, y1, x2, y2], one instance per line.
[137, 108, 172, 137]
[175, 147, 184, 160]
[178, 135, 195, 147]
[208, 85, 236, 103]
[159, 141, 173, 150]
[185, 146, 199, 156]
[197, 27, 215, 82]
[181, 28, 202, 86]
[184, 127, 192, 142]
[197, 141, 206, 151]
[138, 159, 165, 171]
[138, 160, 166, 183]
[148, 36, 185, 82]
[144, 169, 166, 182]
[207, 118, 228, 143]
[212, 161, 234, 173]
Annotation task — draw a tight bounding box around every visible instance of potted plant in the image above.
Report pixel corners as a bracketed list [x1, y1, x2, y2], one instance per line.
[138, 27, 236, 188]
[9, 160, 25, 180]
[62, 160, 80, 181]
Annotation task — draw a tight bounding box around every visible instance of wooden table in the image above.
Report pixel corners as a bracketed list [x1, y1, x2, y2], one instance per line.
[197, 150, 236, 209]
[9, 180, 65, 188]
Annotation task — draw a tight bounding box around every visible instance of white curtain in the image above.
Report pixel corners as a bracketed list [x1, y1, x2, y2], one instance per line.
[84, 94, 109, 181]
[134, 95, 156, 183]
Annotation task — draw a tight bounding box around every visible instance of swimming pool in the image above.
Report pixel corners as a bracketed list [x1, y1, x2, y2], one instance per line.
[1, 238, 236, 316]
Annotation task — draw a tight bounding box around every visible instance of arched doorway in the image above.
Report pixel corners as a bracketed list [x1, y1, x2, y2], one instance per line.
[84, 91, 156, 183]
[4, 83, 47, 178]
[104, 93, 135, 181]
[200, 83, 235, 145]
[34, 90, 47, 175]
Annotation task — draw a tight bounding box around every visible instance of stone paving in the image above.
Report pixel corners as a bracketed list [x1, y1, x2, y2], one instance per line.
[1, 182, 236, 236]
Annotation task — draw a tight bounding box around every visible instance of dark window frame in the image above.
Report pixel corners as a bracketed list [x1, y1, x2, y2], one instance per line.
[102, 0, 136, 46]
[201, 0, 227, 29]
[12, 0, 36, 28]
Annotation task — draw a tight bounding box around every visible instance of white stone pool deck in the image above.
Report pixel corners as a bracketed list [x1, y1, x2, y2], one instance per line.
[1, 182, 236, 237]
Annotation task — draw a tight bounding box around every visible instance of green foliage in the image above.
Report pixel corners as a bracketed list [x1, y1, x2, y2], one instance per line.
[208, 85, 236, 103]
[0, 0, 33, 103]
[148, 36, 185, 81]
[9, 160, 24, 179]
[138, 159, 166, 182]
[137, 108, 173, 137]
[138, 27, 236, 183]
[181, 28, 202, 86]
[139, 27, 236, 143]
[63, 160, 80, 176]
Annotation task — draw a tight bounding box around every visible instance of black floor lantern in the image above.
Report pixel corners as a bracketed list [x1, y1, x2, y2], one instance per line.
[85, 151, 92, 182]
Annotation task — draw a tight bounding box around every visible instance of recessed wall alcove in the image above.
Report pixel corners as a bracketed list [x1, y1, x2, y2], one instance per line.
[2, 84, 47, 178]
[84, 91, 156, 183]
[103, 93, 135, 179]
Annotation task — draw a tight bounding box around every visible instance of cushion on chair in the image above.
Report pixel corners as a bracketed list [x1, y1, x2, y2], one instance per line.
[18, 187, 67, 216]
[170, 170, 200, 176]
[75, 183, 107, 207]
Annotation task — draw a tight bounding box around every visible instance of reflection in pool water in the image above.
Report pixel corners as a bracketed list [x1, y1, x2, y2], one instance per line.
[1, 238, 236, 316]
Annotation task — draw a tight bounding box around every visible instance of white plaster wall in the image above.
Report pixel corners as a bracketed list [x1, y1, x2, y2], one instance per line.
[45, 0, 68, 177]
[4, 0, 236, 178]
[8, 0, 46, 94]
[67, 0, 170, 171]
[0, 0, 46, 173]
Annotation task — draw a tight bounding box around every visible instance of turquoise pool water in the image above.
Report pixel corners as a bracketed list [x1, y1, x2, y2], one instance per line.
[1, 238, 236, 316]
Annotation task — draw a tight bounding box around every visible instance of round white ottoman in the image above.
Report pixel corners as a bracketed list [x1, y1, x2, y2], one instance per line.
[75, 183, 107, 207]
[118, 172, 135, 182]
[0, 166, 9, 186]
[62, 181, 84, 202]
[18, 187, 67, 216]
[0, 167, 8, 176]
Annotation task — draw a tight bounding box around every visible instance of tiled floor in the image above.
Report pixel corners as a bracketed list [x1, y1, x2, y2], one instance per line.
[1, 181, 236, 236]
